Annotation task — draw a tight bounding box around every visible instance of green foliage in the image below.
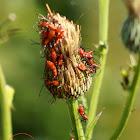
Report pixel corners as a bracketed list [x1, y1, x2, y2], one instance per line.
[85, 109, 103, 139]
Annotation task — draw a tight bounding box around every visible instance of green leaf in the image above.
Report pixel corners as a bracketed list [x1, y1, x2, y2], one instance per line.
[85, 109, 104, 139]
[6, 85, 15, 108]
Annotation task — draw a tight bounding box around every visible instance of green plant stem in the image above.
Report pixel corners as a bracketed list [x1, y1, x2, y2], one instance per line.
[85, 0, 109, 139]
[110, 55, 140, 140]
[99, 0, 110, 43]
[67, 99, 85, 140]
[0, 65, 13, 140]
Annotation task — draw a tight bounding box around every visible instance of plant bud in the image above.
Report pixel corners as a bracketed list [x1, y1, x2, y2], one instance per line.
[121, 14, 140, 53]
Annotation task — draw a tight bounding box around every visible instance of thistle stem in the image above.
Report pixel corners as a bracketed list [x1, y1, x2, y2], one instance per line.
[99, 0, 110, 43]
[67, 99, 85, 140]
[0, 65, 13, 140]
[85, 0, 109, 139]
[110, 55, 140, 140]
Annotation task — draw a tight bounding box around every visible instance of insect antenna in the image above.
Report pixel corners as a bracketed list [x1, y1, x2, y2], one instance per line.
[30, 39, 41, 45]
[39, 84, 46, 97]
[76, 8, 90, 24]
[93, 67, 102, 78]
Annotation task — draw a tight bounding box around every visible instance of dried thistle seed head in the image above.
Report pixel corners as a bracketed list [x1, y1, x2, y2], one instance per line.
[37, 4, 93, 99]
[121, 14, 140, 53]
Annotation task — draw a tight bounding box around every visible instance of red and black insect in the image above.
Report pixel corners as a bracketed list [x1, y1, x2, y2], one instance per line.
[50, 48, 57, 63]
[84, 51, 93, 58]
[77, 63, 87, 71]
[82, 113, 88, 121]
[39, 80, 59, 99]
[78, 104, 88, 121]
[43, 30, 56, 45]
[77, 63, 95, 74]
[78, 104, 84, 115]
[39, 21, 64, 51]
[42, 30, 56, 52]
[57, 54, 63, 67]
[79, 48, 85, 57]
[79, 48, 93, 58]
[78, 47, 101, 75]
[42, 30, 48, 38]
[88, 59, 100, 69]
[46, 60, 57, 77]
[45, 80, 59, 86]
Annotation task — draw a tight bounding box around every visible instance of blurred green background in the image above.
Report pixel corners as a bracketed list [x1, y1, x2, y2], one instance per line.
[0, 0, 140, 140]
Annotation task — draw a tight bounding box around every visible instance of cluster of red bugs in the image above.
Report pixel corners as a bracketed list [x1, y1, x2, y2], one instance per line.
[44, 47, 100, 88]
[38, 21, 64, 51]
[69, 105, 89, 140]
[77, 48, 101, 76]
[39, 20, 100, 89]
[38, 17, 65, 87]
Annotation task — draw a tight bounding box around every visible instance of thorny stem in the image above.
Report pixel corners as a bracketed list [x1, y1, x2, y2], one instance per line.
[85, 0, 109, 139]
[67, 99, 85, 140]
[0, 65, 13, 140]
[110, 55, 140, 140]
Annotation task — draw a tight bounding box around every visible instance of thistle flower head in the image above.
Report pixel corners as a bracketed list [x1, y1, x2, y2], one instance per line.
[121, 14, 140, 53]
[37, 4, 98, 99]
[121, 0, 140, 53]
